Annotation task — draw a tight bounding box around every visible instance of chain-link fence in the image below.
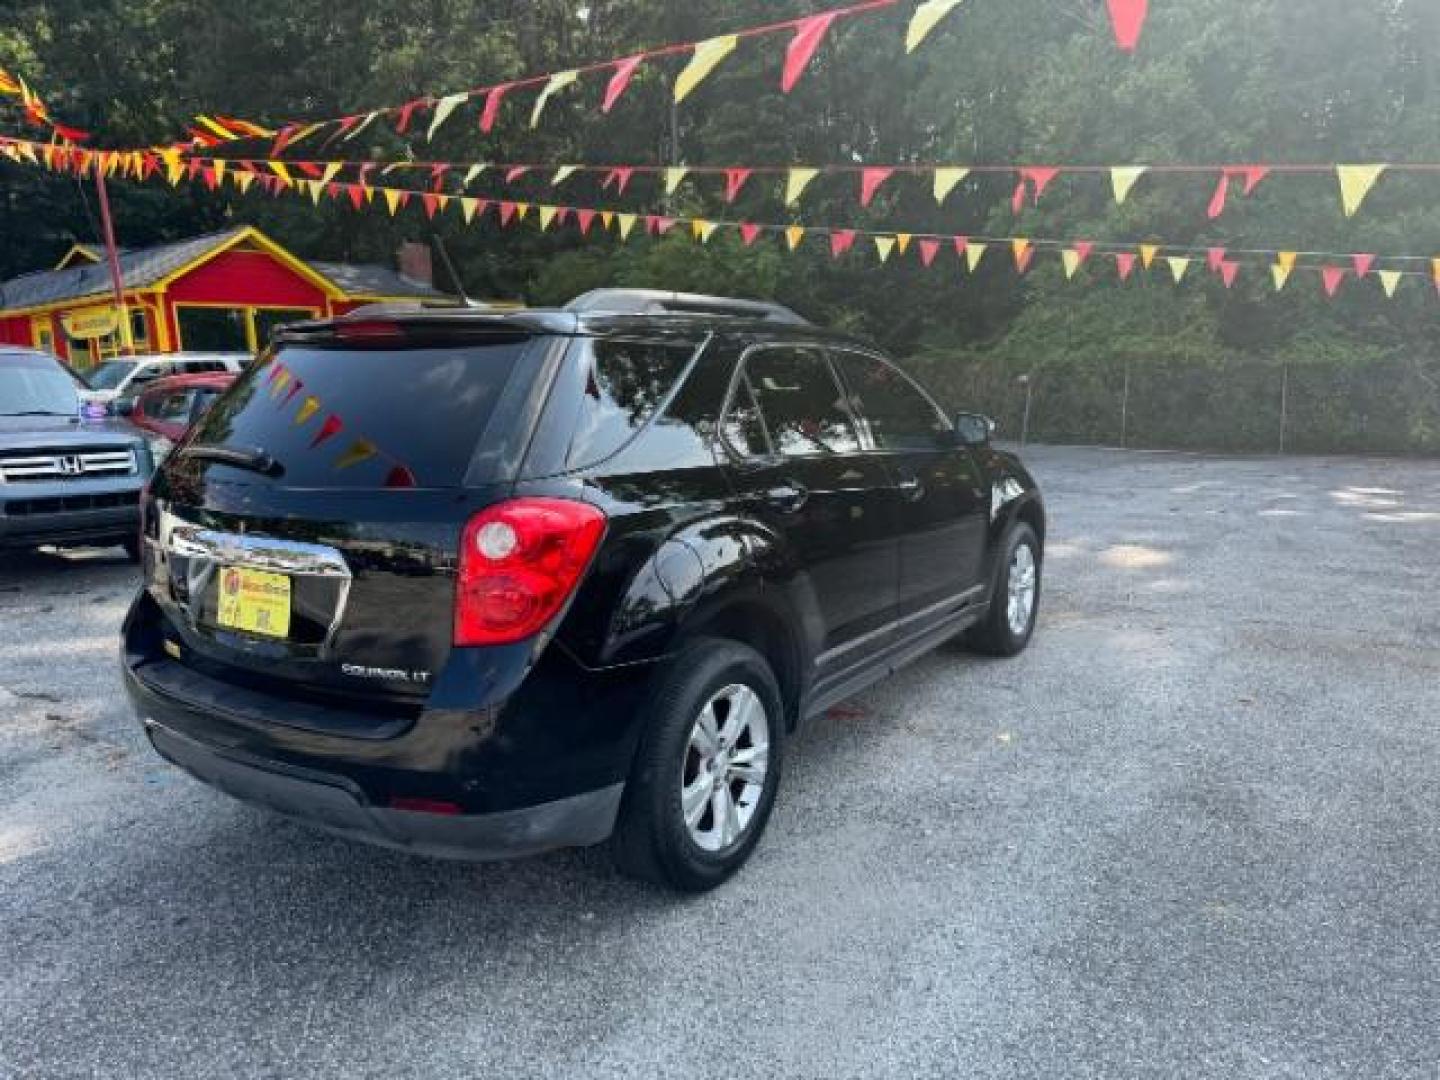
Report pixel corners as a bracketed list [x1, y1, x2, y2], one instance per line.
[912, 352, 1440, 456]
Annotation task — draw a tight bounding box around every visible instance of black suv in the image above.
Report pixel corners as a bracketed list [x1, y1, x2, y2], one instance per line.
[122, 291, 1044, 890]
[1, 348, 151, 558]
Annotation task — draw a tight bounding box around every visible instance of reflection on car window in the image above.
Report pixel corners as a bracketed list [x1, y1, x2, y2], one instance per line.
[721, 375, 771, 457]
[566, 338, 699, 468]
[738, 348, 860, 457]
[88, 361, 138, 390]
[832, 351, 951, 452]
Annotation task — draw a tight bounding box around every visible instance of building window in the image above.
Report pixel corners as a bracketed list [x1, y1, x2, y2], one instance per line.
[176, 306, 249, 353]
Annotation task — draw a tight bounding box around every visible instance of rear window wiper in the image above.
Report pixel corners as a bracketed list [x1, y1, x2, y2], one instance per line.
[179, 444, 285, 478]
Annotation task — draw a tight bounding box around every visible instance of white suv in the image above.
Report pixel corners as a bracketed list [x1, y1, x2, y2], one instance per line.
[80, 353, 247, 407]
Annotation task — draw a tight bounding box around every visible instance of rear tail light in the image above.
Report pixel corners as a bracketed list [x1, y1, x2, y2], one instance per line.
[454, 498, 607, 646]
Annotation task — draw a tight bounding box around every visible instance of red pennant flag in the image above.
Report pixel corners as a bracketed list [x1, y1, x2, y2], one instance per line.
[186, 157, 204, 181]
[202, 163, 221, 191]
[296, 162, 323, 179]
[51, 123, 90, 144]
[384, 465, 417, 490]
[504, 165, 530, 184]
[1073, 241, 1094, 266]
[1219, 261, 1240, 288]
[953, 236, 969, 257]
[395, 99, 424, 134]
[1238, 165, 1269, 195]
[603, 56, 645, 113]
[830, 229, 857, 258]
[421, 192, 441, 219]
[270, 125, 299, 156]
[1206, 172, 1231, 219]
[479, 85, 510, 133]
[1207, 247, 1227, 272]
[325, 182, 343, 201]
[654, 216, 677, 235]
[1011, 179, 1027, 214]
[918, 238, 942, 267]
[1322, 266, 1346, 297]
[576, 208, 596, 235]
[1105, 0, 1149, 52]
[739, 223, 763, 246]
[265, 363, 287, 386]
[429, 164, 451, 191]
[499, 201, 518, 226]
[310, 414, 343, 449]
[359, 163, 376, 188]
[1012, 167, 1059, 212]
[724, 168, 753, 203]
[1116, 252, 1137, 280]
[604, 167, 635, 194]
[1352, 253, 1376, 278]
[784, 12, 839, 93]
[332, 115, 361, 141]
[860, 167, 894, 207]
[556, 207, 573, 226]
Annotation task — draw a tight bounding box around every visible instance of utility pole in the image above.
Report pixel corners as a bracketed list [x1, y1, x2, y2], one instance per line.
[93, 165, 134, 355]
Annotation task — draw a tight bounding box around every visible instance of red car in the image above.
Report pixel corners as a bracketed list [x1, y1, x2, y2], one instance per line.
[125, 372, 237, 446]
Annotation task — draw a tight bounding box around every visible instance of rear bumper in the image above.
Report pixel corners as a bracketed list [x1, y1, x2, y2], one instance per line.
[144, 719, 622, 860]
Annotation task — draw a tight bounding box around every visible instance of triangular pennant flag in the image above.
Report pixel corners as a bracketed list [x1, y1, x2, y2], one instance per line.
[1337, 164, 1386, 217]
[531, 70, 578, 128]
[294, 396, 321, 427]
[1073, 241, 1094, 266]
[907, 0, 965, 53]
[617, 213, 638, 240]
[785, 226, 806, 251]
[1021, 167, 1060, 203]
[603, 55, 645, 113]
[1379, 270, 1402, 298]
[1139, 243, 1160, 269]
[785, 167, 819, 205]
[498, 201, 518, 226]
[1206, 172, 1231, 219]
[382, 187, 404, 216]
[427, 93, 468, 141]
[933, 167, 970, 205]
[1219, 261, 1239, 288]
[953, 236, 969, 257]
[1116, 252, 1137, 280]
[310, 414, 343, 449]
[267, 161, 294, 188]
[1105, 0, 1149, 52]
[604, 166, 636, 194]
[479, 84, 511, 133]
[1238, 165, 1270, 195]
[783, 12, 838, 93]
[1012, 238, 1032, 271]
[504, 165, 531, 184]
[514, 202, 531, 222]
[739, 222, 763, 246]
[830, 229, 857, 258]
[664, 167, 689, 195]
[1271, 264, 1290, 292]
[334, 439, 378, 471]
[1110, 166, 1147, 205]
[874, 236, 896, 263]
[1352, 253, 1376, 278]
[384, 466, 418, 490]
[918, 238, 942, 267]
[1207, 247, 1227, 272]
[234, 170, 255, 194]
[692, 219, 719, 243]
[576, 208, 596, 235]
[344, 183, 365, 210]
[460, 197, 481, 223]
[965, 243, 987, 272]
[421, 192, 442, 219]
[1062, 249, 1083, 280]
[860, 167, 894, 207]
[319, 161, 343, 187]
[724, 168, 753, 203]
[675, 35, 737, 103]
[343, 111, 379, 142]
[462, 164, 486, 187]
[1167, 257, 1191, 283]
[1277, 250, 1298, 274]
[1433, 258, 1440, 289]
[600, 210, 615, 229]
[1321, 266, 1346, 297]
[551, 165, 579, 186]
[538, 205, 559, 230]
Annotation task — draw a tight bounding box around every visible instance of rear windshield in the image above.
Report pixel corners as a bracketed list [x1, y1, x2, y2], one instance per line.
[188, 342, 531, 488]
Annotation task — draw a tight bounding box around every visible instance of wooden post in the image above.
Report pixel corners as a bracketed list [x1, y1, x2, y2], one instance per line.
[93, 166, 134, 355]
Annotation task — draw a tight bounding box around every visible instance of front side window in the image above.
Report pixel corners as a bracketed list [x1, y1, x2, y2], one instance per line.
[728, 347, 861, 458]
[832, 351, 952, 452]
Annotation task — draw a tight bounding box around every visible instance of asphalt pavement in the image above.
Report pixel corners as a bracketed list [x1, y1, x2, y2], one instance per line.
[1, 445, 1437, 1079]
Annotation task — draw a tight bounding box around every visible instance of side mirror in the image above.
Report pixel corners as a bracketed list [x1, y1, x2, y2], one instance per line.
[955, 412, 995, 447]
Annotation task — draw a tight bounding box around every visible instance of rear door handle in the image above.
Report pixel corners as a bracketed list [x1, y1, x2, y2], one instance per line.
[765, 484, 809, 513]
[897, 476, 925, 501]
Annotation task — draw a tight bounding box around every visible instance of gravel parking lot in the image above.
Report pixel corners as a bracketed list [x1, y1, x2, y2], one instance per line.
[2, 445, 1437, 1079]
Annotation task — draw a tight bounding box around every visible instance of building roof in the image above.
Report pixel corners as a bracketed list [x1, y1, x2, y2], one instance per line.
[0, 227, 444, 312]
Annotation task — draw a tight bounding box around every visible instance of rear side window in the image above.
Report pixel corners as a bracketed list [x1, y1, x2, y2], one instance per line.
[565, 338, 699, 468]
[727, 347, 861, 458]
[189, 342, 531, 488]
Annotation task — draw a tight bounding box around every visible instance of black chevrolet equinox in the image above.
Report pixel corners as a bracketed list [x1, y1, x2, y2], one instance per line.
[122, 289, 1044, 891]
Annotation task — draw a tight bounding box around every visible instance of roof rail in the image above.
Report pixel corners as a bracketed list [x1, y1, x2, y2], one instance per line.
[564, 289, 809, 326]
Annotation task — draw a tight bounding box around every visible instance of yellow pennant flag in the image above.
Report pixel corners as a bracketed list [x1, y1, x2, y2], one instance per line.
[785, 167, 819, 206]
[159, 149, 184, 186]
[1337, 164, 1386, 217]
[965, 242, 987, 272]
[286, 122, 324, 148]
[600, 210, 615, 230]
[462, 164, 486, 187]
[538, 205, 559, 230]
[1139, 243, 1160, 269]
[1110, 166, 1147, 205]
[1432, 258, 1440, 287]
[1272, 250, 1297, 290]
[551, 165, 579, 186]
[874, 236, 896, 263]
[210, 158, 228, 185]
[675, 35, 737, 103]
[906, 0, 964, 53]
[382, 187, 404, 216]
[1167, 257, 1191, 283]
[692, 219, 719, 243]
[268, 161, 293, 187]
[1379, 270, 1402, 298]
[933, 167, 970, 205]
[307, 179, 325, 205]
[294, 396, 320, 426]
[786, 225, 806, 251]
[270, 369, 292, 398]
[234, 170, 255, 193]
[664, 167, 689, 195]
[343, 111, 379, 142]
[513, 202, 531, 222]
[319, 161, 343, 187]
[334, 439, 378, 471]
[896, 233, 913, 255]
[435, 194, 452, 213]
[617, 213, 638, 240]
[531, 70, 578, 128]
[459, 197, 480, 223]
[1012, 238, 1031, 267]
[1062, 249, 1082, 279]
[428, 92, 468, 141]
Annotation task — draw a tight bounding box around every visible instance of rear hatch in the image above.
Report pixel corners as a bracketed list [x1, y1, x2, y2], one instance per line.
[147, 327, 562, 706]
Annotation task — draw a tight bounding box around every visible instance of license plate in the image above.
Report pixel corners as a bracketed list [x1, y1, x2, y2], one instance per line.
[216, 566, 292, 639]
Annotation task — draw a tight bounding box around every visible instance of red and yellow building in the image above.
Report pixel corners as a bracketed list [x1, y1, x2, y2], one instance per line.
[0, 226, 445, 367]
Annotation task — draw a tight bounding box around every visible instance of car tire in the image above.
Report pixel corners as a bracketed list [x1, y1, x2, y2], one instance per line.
[967, 521, 1042, 657]
[611, 637, 785, 892]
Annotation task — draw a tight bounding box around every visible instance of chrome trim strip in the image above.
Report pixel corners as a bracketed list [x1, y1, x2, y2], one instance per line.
[815, 584, 984, 667]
